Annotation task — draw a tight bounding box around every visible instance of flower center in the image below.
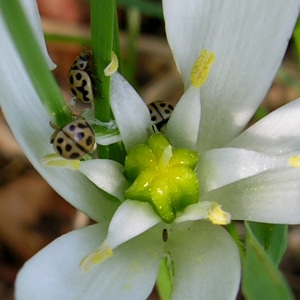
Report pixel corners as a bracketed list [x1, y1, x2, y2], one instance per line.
[190, 49, 215, 88]
[124, 134, 199, 223]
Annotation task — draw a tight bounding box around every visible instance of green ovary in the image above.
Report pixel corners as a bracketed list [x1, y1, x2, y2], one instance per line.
[124, 134, 199, 223]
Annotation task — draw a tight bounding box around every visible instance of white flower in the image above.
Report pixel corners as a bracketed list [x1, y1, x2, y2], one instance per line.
[0, 0, 300, 300]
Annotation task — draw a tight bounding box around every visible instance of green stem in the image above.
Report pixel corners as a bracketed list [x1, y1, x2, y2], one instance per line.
[91, 0, 114, 122]
[226, 222, 245, 261]
[0, 0, 72, 128]
[116, 0, 163, 19]
[124, 7, 141, 87]
[91, 0, 126, 162]
[113, 8, 123, 74]
[91, 0, 115, 158]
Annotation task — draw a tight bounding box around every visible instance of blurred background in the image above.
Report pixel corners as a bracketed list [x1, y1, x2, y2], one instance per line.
[1, 0, 300, 299]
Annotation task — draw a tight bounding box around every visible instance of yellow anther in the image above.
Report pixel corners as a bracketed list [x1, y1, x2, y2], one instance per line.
[42, 153, 80, 170]
[288, 155, 300, 168]
[208, 202, 231, 225]
[104, 51, 119, 76]
[190, 50, 215, 88]
[80, 240, 113, 272]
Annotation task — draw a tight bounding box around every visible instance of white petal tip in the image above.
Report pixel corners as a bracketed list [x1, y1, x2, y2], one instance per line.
[48, 60, 57, 70]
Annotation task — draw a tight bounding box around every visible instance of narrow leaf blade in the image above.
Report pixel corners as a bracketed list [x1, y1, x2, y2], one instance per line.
[242, 222, 294, 300]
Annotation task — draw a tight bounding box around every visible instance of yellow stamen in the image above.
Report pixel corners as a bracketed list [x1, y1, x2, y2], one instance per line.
[80, 240, 113, 272]
[104, 51, 119, 76]
[288, 155, 300, 168]
[42, 154, 80, 170]
[208, 202, 231, 225]
[190, 50, 215, 88]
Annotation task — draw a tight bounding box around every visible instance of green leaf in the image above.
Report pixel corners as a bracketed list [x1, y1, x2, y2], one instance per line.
[252, 106, 269, 122]
[242, 222, 294, 300]
[293, 17, 300, 64]
[0, 0, 72, 127]
[247, 221, 287, 266]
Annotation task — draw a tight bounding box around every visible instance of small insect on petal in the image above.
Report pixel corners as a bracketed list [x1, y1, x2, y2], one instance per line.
[148, 101, 174, 132]
[162, 228, 168, 242]
[50, 118, 95, 160]
[68, 50, 95, 103]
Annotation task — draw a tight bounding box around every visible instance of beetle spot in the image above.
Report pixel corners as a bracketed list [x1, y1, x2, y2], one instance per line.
[81, 79, 88, 86]
[86, 136, 93, 146]
[76, 73, 83, 80]
[77, 122, 87, 128]
[69, 125, 76, 131]
[70, 152, 81, 159]
[65, 144, 73, 152]
[56, 146, 63, 154]
[76, 132, 85, 140]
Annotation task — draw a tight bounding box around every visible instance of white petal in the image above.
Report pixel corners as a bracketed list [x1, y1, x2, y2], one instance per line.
[166, 86, 200, 150]
[95, 131, 122, 145]
[197, 148, 289, 192]
[228, 98, 300, 155]
[106, 200, 161, 249]
[163, 0, 300, 150]
[166, 221, 241, 300]
[19, 0, 56, 69]
[80, 159, 129, 201]
[16, 224, 163, 300]
[202, 167, 300, 224]
[175, 201, 210, 223]
[111, 73, 152, 151]
[0, 17, 117, 223]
